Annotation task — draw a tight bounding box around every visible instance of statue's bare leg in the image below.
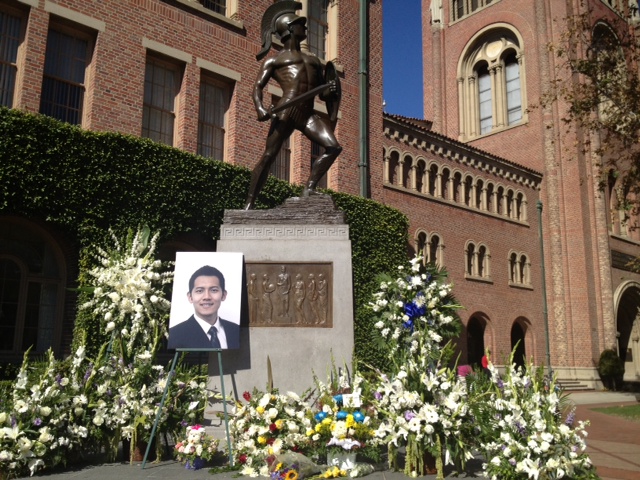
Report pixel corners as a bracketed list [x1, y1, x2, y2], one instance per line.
[302, 115, 342, 196]
[245, 121, 293, 210]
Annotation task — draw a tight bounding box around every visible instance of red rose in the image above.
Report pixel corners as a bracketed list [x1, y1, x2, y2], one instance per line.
[243, 391, 252, 402]
[239, 454, 247, 464]
[267, 438, 275, 445]
[269, 423, 278, 432]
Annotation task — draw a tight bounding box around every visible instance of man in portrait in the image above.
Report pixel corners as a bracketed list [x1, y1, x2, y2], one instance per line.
[168, 265, 240, 349]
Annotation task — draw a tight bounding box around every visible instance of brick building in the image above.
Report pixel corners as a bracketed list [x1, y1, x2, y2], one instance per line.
[1, 0, 637, 386]
[422, 0, 640, 384]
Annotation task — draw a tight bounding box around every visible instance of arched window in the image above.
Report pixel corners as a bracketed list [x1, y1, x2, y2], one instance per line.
[515, 191, 525, 221]
[415, 159, 427, 193]
[496, 185, 505, 215]
[509, 252, 518, 282]
[428, 233, 443, 267]
[466, 242, 476, 275]
[0, 218, 66, 354]
[458, 26, 527, 140]
[402, 154, 412, 188]
[428, 164, 438, 196]
[463, 175, 473, 206]
[486, 182, 495, 212]
[506, 189, 515, 218]
[387, 150, 400, 185]
[477, 245, 486, 277]
[453, 171, 463, 203]
[416, 231, 428, 264]
[518, 254, 528, 284]
[441, 168, 451, 200]
[475, 179, 484, 209]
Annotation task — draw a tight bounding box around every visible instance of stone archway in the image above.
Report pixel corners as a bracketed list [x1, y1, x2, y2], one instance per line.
[511, 322, 526, 368]
[467, 316, 486, 368]
[614, 281, 640, 381]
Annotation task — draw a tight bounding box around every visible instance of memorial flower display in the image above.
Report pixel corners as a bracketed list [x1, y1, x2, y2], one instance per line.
[0, 227, 208, 477]
[470, 356, 600, 480]
[230, 389, 312, 477]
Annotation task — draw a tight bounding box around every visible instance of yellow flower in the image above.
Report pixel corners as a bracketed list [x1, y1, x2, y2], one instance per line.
[276, 462, 283, 471]
[346, 414, 355, 428]
[285, 470, 299, 480]
[306, 428, 315, 436]
[275, 419, 284, 429]
[322, 418, 332, 425]
[256, 406, 265, 414]
[258, 436, 267, 445]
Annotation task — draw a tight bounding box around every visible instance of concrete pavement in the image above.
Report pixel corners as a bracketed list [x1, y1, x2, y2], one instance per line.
[18, 391, 640, 480]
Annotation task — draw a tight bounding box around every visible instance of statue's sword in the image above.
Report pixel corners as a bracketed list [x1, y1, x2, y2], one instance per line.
[269, 81, 335, 115]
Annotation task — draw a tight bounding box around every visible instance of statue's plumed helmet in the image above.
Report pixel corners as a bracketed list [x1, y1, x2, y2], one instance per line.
[256, 0, 304, 61]
[275, 13, 306, 40]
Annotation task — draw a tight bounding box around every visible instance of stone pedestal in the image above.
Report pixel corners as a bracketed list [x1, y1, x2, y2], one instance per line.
[206, 195, 354, 427]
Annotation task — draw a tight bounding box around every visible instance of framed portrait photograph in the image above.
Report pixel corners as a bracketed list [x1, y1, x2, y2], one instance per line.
[168, 252, 243, 350]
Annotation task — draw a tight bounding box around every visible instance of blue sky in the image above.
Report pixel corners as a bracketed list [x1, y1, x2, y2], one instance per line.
[382, 0, 424, 119]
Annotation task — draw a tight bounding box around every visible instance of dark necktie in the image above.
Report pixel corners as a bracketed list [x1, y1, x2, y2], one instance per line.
[208, 326, 221, 349]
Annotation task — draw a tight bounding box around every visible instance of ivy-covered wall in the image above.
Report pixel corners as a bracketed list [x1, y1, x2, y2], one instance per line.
[0, 107, 408, 369]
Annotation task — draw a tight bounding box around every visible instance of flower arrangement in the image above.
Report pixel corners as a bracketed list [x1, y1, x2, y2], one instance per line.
[80, 226, 173, 360]
[368, 257, 467, 478]
[230, 389, 312, 477]
[306, 367, 379, 463]
[174, 424, 219, 465]
[470, 356, 599, 480]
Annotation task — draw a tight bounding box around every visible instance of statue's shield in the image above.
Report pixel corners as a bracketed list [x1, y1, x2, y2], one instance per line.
[324, 61, 341, 124]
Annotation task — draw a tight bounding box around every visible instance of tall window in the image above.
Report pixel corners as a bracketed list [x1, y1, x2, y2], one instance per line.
[311, 142, 327, 189]
[142, 54, 182, 146]
[0, 220, 65, 354]
[458, 28, 526, 140]
[198, 76, 230, 160]
[40, 27, 92, 125]
[270, 137, 291, 181]
[478, 65, 492, 134]
[307, 0, 329, 58]
[0, 8, 22, 108]
[505, 54, 522, 124]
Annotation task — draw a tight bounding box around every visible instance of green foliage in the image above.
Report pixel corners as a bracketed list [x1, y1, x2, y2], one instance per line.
[597, 348, 624, 390]
[0, 107, 408, 364]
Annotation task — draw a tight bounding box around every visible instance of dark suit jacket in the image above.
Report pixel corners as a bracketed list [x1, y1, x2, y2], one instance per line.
[168, 315, 240, 350]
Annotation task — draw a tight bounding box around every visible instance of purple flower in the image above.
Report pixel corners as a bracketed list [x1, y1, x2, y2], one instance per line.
[374, 391, 382, 400]
[509, 458, 516, 466]
[33, 418, 42, 426]
[565, 410, 576, 427]
[404, 410, 416, 421]
[55, 374, 62, 385]
[497, 379, 504, 390]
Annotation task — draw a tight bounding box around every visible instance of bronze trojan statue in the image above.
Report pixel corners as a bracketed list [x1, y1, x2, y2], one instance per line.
[244, 0, 342, 210]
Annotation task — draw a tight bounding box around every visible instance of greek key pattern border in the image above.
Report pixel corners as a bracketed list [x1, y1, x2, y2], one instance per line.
[221, 225, 349, 240]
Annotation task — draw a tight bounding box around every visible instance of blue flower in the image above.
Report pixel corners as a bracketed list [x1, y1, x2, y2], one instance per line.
[333, 394, 343, 406]
[315, 411, 328, 422]
[353, 411, 365, 423]
[336, 411, 348, 420]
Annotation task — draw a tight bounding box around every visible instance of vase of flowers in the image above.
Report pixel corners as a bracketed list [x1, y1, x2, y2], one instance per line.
[174, 424, 219, 470]
[307, 367, 380, 469]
